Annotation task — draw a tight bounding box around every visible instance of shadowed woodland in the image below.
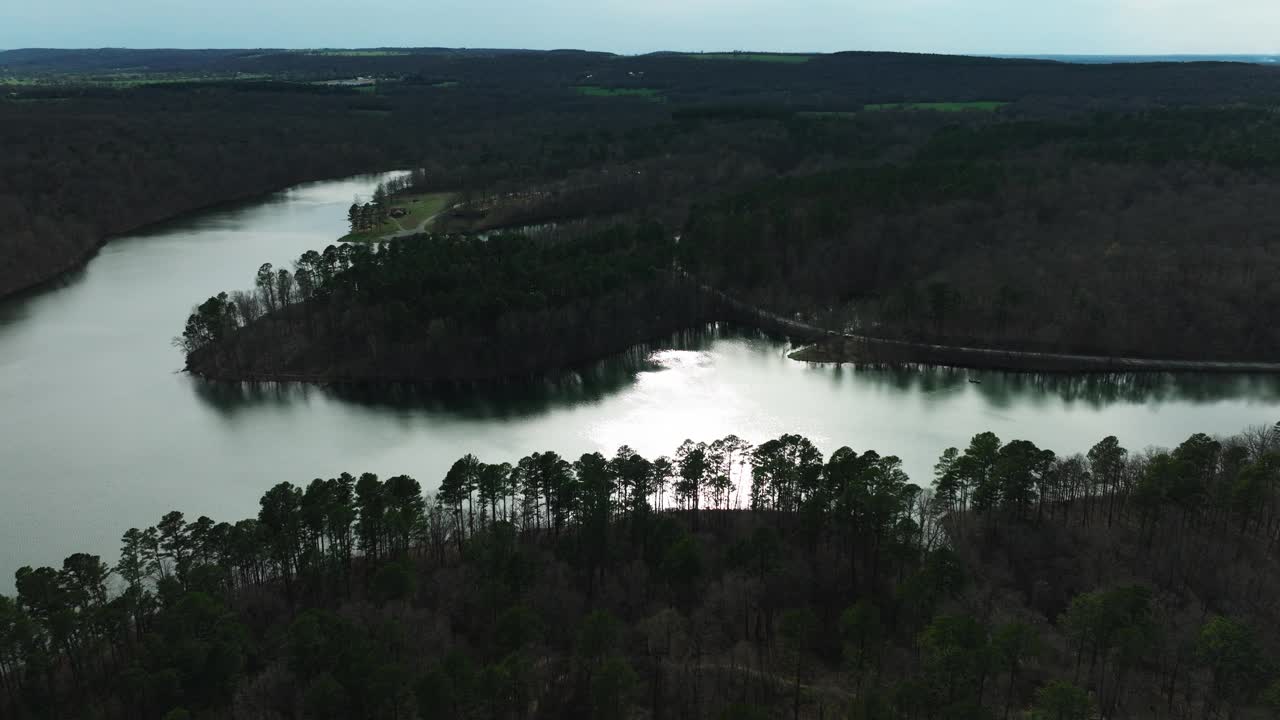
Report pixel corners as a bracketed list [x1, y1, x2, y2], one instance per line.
[179, 223, 716, 383]
[4, 423, 1280, 719]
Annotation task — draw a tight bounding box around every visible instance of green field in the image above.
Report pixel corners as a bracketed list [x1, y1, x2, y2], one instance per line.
[340, 192, 454, 242]
[432, 81, 460, 89]
[395, 192, 453, 228]
[686, 53, 812, 64]
[573, 85, 663, 100]
[864, 101, 1008, 112]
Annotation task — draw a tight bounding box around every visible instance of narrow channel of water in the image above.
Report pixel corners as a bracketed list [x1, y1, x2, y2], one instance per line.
[2, 173, 1277, 590]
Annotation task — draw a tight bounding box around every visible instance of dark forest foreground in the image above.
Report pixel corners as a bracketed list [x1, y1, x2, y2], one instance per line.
[4, 423, 1280, 719]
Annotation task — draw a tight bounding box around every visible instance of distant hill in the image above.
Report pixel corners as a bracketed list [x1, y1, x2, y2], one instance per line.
[1001, 53, 1280, 65]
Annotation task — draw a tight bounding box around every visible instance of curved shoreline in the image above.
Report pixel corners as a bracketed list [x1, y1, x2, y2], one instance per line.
[189, 279, 1280, 386]
[0, 168, 404, 303]
[708, 284, 1280, 374]
[186, 276, 1280, 387]
[788, 336, 1280, 374]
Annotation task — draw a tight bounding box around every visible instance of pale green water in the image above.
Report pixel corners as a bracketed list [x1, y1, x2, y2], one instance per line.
[2, 173, 1278, 590]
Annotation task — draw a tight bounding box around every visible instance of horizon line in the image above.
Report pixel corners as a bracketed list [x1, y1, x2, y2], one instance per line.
[2, 46, 1279, 58]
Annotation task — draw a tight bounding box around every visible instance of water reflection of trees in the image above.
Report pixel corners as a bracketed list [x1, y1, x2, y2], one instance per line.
[190, 326, 734, 420]
[839, 363, 1280, 408]
[192, 325, 1280, 419]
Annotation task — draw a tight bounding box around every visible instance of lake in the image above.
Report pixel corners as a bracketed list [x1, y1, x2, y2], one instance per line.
[2, 173, 1278, 591]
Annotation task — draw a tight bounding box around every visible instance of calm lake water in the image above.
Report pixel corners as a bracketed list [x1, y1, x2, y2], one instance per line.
[2, 173, 1278, 590]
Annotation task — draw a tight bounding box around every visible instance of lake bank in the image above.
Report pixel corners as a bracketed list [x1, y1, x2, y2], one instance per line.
[0, 167, 410, 302]
[187, 271, 1280, 389]
[707, 283, 1280, 374]
[789, 336, 1280, 374]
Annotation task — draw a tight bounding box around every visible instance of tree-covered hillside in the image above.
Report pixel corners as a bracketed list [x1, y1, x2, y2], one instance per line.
[679, 109, 1280, 360]
[3, 423, 1280, 719]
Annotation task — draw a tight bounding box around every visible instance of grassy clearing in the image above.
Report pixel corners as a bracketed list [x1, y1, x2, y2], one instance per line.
[686, 53, 812, 64]
[864, 101, 1008, 112]
[432, 81, 460, 88]
[340, 192, 454, 242]
[395, 192, 454, 228]
[574, 85, 662, 100]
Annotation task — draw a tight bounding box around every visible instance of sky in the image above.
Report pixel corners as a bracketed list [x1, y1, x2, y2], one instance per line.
[2, 0, 1278, 55]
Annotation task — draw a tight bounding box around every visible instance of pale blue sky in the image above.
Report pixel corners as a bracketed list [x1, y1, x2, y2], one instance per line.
[2, 0, 1277, 55]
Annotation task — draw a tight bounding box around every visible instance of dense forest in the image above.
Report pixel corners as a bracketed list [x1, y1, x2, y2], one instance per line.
[187, 102, 1280, 379]
[78, 48, 1277, 372]
[677, 109, 1280, 360]
[180, 222, 718, 382]
[8, 46, 1280, 303]
[0, 60, 657, 298]
[3, 422, 1280, 719]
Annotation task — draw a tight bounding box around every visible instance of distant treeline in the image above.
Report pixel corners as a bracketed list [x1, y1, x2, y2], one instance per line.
[10, 48, 1280, 110]
[10, 47, 1280, 299]
[4, 422, 1280, 719]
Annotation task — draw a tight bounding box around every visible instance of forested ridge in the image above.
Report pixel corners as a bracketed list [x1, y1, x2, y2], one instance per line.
[9, 46, 1280, 302]
[4, 423, 1280, 719]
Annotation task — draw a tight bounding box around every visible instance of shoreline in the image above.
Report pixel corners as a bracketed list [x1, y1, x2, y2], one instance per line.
[188, 321, 1280, 391]
[188, 276, 1280, 387]
[0, 168, 406, 304]
[709, 283, 1280, 374]
[788, 335, 1280, 374]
